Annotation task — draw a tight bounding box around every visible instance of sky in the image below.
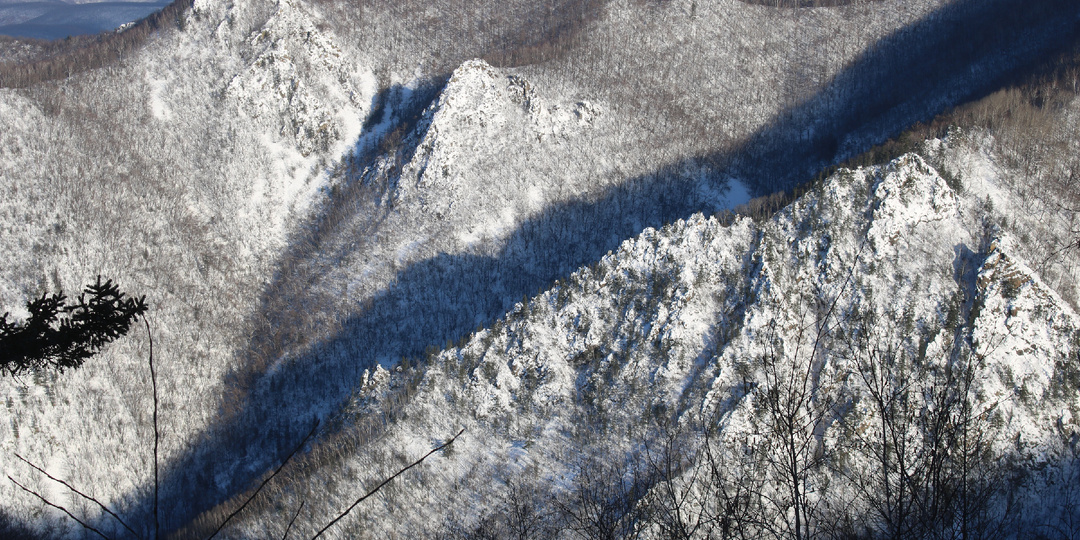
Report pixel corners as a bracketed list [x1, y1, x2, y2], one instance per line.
[0, 0, 170, 40]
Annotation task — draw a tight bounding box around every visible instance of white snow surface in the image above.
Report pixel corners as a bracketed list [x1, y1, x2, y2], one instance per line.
[1, 0, 1078, 535]
[227, 153, 1080, 538]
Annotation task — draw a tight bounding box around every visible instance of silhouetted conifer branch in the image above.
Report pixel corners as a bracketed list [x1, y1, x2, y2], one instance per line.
[0, 276, 147, 377]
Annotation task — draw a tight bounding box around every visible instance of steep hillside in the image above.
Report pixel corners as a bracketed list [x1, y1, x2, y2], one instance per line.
[196, 152, 1080, 538]
[0, 0, 1078, 537]
[0, 0, 379, 534]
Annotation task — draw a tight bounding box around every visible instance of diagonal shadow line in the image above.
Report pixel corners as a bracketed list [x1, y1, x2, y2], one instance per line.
[734, 0, 1080, 196]
[45, 0, 1076, 535]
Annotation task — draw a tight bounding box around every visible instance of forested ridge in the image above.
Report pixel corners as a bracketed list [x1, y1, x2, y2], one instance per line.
[0, 0, 1079, 537]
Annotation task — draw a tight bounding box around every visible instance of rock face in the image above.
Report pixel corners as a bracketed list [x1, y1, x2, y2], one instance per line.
[225, 0, 359, 157]
[226, 153, 1080, 538]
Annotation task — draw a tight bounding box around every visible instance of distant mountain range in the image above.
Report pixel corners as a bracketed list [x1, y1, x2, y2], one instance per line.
[0, 0, 169, 40]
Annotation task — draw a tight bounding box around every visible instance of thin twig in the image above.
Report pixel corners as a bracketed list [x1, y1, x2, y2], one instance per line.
[1039, 237, 1080, 269]
[282, 500, 305, 540]
[13, 453, 140, 539]
[144, 317, 158, 540]
[8, 475, 112, 540]
[311, 428, 466, 539]
[205, 419, 321, 540]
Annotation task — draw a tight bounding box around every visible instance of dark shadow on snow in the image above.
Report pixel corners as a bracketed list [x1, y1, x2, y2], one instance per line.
[733, 0, 1080, 195]
[47, 0, 1077, 535]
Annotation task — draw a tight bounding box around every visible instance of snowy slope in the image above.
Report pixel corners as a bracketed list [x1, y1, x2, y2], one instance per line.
[1, 0, 1078, 536]
[0, 0, 380, 534]
[205, 153, 1080, 538]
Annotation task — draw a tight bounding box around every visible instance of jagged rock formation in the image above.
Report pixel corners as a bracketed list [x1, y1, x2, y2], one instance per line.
[213, 154, 1080, 538]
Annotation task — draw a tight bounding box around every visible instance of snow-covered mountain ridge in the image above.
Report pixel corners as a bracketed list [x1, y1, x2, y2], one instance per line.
[233, 55, 743, 393]
[2, 0, 1079, 535]
[213, 152, 1080, 538]
[225, 0, 364, 158]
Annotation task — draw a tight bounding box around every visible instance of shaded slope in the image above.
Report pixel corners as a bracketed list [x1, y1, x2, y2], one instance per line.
[145, 0, 1080, 533]
[733, 0, 1080, 194]
[0, 0, 1077, 536]
[202, 153, 1080, 538]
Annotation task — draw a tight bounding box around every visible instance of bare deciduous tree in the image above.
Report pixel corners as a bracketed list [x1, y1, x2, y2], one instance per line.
[555, 454, 652, 540]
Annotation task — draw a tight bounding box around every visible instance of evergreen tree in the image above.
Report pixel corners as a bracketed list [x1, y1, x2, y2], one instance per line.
[0, 276, 147, 376]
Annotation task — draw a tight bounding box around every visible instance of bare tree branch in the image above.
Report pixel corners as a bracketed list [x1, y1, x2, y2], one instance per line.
[283, 501, 305, 540]
[205, 419, 321, 540]
[13, 453, 140, 539]
[311, 428, 466, 539]
[8, 475, 112, 540]
[145, 317, 158, 540]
